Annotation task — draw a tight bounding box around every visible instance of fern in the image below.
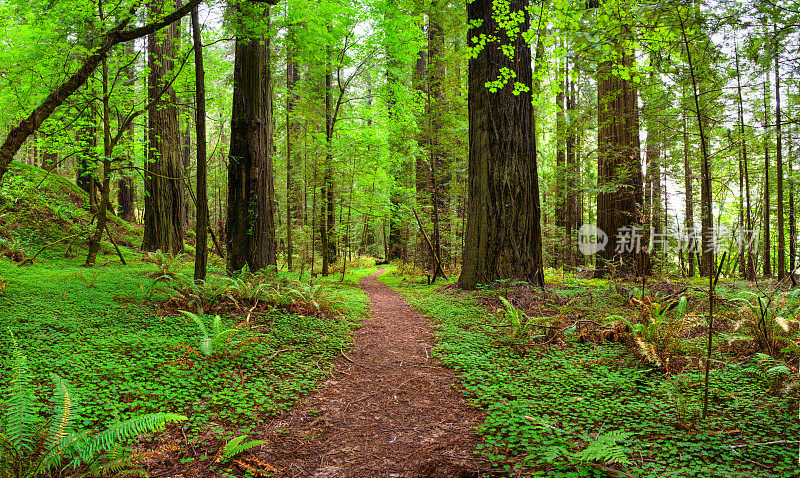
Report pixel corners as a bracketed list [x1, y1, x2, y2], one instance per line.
[6, 329, 36, 453]
[0, 331, 187, 478]
[573, 430, 633, 465]
[222, 435, 266, 460]
[181, 310, 238, 357]
[74, 413, 186, 466]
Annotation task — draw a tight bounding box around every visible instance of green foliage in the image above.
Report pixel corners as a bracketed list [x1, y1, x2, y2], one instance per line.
[221, 435, 266, 461]
[0, 254, 368, 441]
[615, 297, 692, 369]
[733, 290, 800, 356]
[498, 296, 544, 343]
[180, 311, 239, 357]
[387, 273, 799, 477]
[0, 330, 186, 478]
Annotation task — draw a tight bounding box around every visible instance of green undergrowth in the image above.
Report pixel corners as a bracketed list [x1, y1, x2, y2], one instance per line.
[0, 160, 139, 262]
[381, 269, 799, 477]
[0, 255, 371, 445]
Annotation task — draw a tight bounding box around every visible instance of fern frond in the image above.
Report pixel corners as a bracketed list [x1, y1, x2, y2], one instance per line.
[5, 329, 35, 452]
[222, 435, 266, 459]
[76, 413, 186, 464]
[46, 374, 75, 450]
[574, 430, 633, 465]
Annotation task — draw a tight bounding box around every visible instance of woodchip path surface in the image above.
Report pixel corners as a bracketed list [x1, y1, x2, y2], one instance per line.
[258, 269, 486, 477]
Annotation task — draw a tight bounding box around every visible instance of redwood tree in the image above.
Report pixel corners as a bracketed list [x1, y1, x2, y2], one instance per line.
[458, 0, 544, 290]
[595, 48, 648, 277]
[142, 0, 185, 253]
[226, 3, 277, 273]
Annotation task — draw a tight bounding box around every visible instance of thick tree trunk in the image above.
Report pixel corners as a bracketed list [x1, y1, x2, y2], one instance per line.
[142, 0, 185, 253]
[458, 0, 544, 290]
[226, 9, 277, 273]
[595, 48, 647, 277]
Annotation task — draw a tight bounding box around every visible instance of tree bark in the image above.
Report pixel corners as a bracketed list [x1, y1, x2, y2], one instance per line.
[775, 45, 785, 279]
[458, 0, 544, 290]
[764, 70, 772, 276]
[142, 0, 185, 254]
[735, 38, 755, 280]
[286, 25, 300, 271]
[595, 46, 647, 277]
[192, 6, 209, 281]
[226, 5, 277, 273]
[683, 106, 695, 277]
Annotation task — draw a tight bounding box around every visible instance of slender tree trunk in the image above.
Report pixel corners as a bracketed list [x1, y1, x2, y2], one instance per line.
[683, 98, 695, 277]
[735, 38, 755, 280]
[681, 17, 713, 279]
[775, 46, 785, 279]
[764, 70, 772, 276]
[86, 55, 113, 266]
[142, 0, 185, 253]
[192, 6, 208, 281]
[458, 0, 544, 290]
[321, 45, 336, 276]
[427, 0, 449, 277]
[226, 4, 277, 273]
[286, 26, 300, 271]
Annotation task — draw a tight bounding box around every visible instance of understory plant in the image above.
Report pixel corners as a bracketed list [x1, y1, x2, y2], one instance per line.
[528, 417, 633, 468]
[614, 296, 691, 369]
[732, 290, 800, 357]
[221, 435, 266, 462]
[498, 296, 545, 343]
[180, 311, 239, 357]
[0, 331, 186, 478]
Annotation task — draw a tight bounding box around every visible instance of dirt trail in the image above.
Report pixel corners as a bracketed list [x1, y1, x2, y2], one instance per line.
[258, 269, 485, 477]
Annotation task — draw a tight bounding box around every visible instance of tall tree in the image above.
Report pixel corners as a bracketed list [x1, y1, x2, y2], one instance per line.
[775, 40, 785, 279]
[192, 5, 208, 281]
[595, 44, 647, 276]
[226, 3, 277, 273]
[286, 25, 300, 271]
[427, 0, 450, 276]
[458, 0, 544, 290]
[142, 0, 185, 253]
[763, 69, 772, 276]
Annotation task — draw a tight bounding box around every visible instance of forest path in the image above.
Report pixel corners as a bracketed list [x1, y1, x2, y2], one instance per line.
[259, 269, 485, 477]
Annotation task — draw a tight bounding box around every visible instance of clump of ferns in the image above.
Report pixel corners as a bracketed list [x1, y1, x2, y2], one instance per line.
[0, 330, 186, 478]
[732, 289, 800, 358]
[142, 249, 188, 280]
[495, 296, 551, 346]
[611, 297, 694, 371]
[526, 417, 634, 471]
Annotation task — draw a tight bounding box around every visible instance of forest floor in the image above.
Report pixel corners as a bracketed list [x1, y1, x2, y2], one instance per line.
[252, 269, 486, 478]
